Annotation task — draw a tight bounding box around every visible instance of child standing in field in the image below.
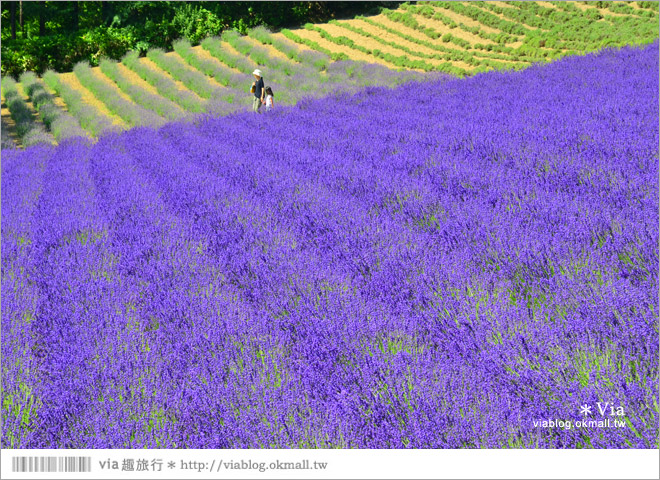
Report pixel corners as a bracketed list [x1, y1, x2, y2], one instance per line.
[264, 87, 274, 112]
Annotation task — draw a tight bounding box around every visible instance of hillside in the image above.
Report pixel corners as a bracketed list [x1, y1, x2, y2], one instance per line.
[3, 41, 658, 448]
[1, 1, 658, 149]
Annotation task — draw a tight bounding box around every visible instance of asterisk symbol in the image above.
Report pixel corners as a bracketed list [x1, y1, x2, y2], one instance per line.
[168, 461, 176, 469]
[580, 404, 592, 416]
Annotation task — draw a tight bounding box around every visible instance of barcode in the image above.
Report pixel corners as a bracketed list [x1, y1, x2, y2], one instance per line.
[11, 456, 92, 473]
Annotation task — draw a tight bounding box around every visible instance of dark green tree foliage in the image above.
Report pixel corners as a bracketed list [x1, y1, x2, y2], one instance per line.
[1, 1, 400, 77]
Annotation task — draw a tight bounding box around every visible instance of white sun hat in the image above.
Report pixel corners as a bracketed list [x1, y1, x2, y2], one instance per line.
[252, 69, 262, 77]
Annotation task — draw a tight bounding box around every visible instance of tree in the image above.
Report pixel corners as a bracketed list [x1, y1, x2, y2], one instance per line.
[1, 0, 405, 77]
[9, 1, 16, 40]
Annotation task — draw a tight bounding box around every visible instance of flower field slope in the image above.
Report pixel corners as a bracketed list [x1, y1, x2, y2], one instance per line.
[2, 42, 659, 449]
[1, 1, 657, 148]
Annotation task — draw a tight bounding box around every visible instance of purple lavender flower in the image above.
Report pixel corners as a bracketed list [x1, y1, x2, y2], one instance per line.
[1, 42, 658, 449]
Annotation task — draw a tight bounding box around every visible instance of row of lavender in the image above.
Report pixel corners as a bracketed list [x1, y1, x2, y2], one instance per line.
[3, 28, 436, 148]
[2, 43, 658, 448]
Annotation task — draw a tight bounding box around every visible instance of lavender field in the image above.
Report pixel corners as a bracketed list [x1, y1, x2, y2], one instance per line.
[2, 42, 658, 449]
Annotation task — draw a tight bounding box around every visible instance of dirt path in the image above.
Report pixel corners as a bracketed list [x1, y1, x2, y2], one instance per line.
[59, 72, 126, 127]
[536, 1, 557, 9]
[337, 19, 480, 70]
[1, 93, 21, 148]
[241, 35, 293, 61]
[470, 2, 540, 30]
[346, 17, 453, 57]
[116, 63, 187, 118]
[12, 82, 57, 145]
[15, 82, 44, 121]
[290, 27, 410, 69]
[198, 40, 261, 77]
[429, 5, 503, 35]
[270, 32, 324, 59]
[409, 11, 497, 46]
[138, 57, 206, 102]
[190, 45, 247, 80]
[45, 84, 69, 110]
[169, 50, 230, 91]
[366, 12, 470, 51]
[1, 117, 18, 149]
[572, 3, 632, 17]
[630, 1, 656, 10]
[490, 1, 521, 11]
[219, 41, 260, 69]
[115, 63, 160, 96]
[319, 22, 454, 67]
[92, 67, 142, 105]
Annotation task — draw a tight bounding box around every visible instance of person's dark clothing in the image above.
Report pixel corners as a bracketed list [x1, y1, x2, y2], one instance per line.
[254, 77, 264, 99]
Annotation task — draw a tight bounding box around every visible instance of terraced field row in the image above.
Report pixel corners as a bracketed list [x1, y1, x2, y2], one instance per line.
[286, 1, 659, 72]
[1, 1, 658, 149]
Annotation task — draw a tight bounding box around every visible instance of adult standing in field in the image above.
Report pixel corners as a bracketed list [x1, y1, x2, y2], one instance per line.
[250, 69, 265, 113]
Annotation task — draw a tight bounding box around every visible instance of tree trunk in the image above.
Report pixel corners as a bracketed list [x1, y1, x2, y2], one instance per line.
[39, 2, 46, 37]
[10, 1, 16, 40]
[73, 1, 79, 31]
[19, 0, 24, 38]
[101, 0, 111, 25]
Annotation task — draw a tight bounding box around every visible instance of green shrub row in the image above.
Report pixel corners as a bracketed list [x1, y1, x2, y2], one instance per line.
[440, 1, 572, 52]
[367, 15, 535, 65]
[221, 30, 299, 79]
[436, 0, 657, 57]
[200, 35, 303, 104]
[99, 58, 185, 121]
[474, 37, 556, 61]
[440, 33, 471, 49]
[600, 1, 657, 17]
[453, 22, 518, 46]
[1, 120, 16, 150]
[41, 70, 119, 137]
[201, 35, 303, 105]
[215, 31, 306, 104]
[248, 27, 331, 71]
[401, 3, 518, 45]
[636, 1, 660, 12]
[305, 24, 435, 72]
[19, 71, 88, 141]
[551, 1, 580, 13]
[328, 20, 479, 67]
[380, 9, 445, 41]
[201, 33, 317, 105]
[474, 1, 550, 29]
[1, 76, 54, 146]
[121, 51, 204, 113]
[306, 23, 470, 76]
[173, 39, 246, 91]
[402, 3, 458, 28]
[200, 36, 259, 75]
[433, 1, 530, 36]
[521, 1, 658, 50]
[476, 0, 616, 50]
[280, 29, 349, 61]
[73, 61, 164, 127]
[146, 49, 220, 100]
